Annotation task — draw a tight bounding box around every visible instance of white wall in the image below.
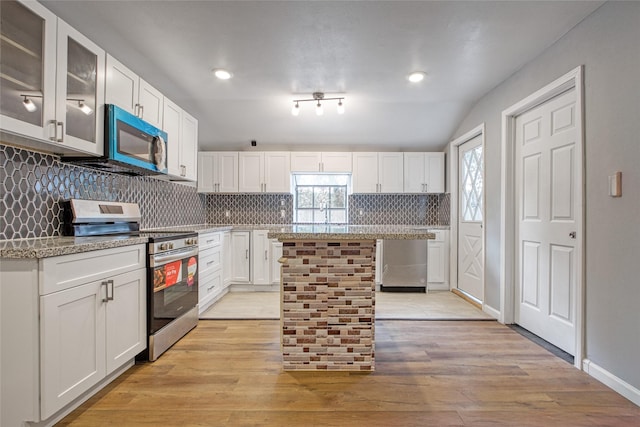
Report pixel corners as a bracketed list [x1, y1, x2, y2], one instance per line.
[450, 2, 640, 391]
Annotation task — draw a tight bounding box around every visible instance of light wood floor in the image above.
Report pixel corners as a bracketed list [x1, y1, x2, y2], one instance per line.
[58, 320, 640, 426]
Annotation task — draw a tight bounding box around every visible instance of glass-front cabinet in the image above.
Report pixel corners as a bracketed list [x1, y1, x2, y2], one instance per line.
[0, 0, 104, 156]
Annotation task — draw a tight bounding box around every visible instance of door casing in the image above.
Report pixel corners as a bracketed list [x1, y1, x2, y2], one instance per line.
[500, 65, 585, 369]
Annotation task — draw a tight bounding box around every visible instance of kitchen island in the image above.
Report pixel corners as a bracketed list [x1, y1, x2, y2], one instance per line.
[267, 225, 435, 372]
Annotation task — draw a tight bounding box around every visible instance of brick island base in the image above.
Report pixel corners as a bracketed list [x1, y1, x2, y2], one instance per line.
[280, 240, 376, 371]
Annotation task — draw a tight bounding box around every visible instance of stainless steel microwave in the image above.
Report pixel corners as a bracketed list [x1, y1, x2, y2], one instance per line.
[65, 104, 168, 175]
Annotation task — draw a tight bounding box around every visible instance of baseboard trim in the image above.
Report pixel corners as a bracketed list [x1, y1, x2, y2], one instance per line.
[583, 359, 640, 407]
[482, 304, 500, 320]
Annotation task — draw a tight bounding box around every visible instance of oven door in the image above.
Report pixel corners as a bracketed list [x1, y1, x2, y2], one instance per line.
[149, 247, 198, 334]
[107, 104, 168, 174]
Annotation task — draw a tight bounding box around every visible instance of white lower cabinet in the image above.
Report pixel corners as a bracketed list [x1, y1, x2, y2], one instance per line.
[252, 230, 270, 285]
[270, 239, 283, 284]
[231, 231, 251, 283]
[198, 231, 225, 314]
[40, 268, 146, 418]
[427, 230, 449, 289]
[0, 244, 146, 426]
[375, 240, 383, 285]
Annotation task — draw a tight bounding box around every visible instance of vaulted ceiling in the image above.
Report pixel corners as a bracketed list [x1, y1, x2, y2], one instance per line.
[41, 0, 603, 152]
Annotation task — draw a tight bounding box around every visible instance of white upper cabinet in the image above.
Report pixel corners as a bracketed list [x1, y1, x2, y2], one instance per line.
[290, 152, 352, 173]
[0, 1, 105, 156]
[403, 152, 445, 193]
[239, 152, 291, 193]
[162, 98, 198, 182]
[105, 54, 163, 129]
[198, 152, 239, 193]
[352, 152, 403, 193]
[179, 110, 198, 181]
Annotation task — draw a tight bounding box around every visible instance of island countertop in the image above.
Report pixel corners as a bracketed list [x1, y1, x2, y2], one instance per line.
[267, 224, 436, 240]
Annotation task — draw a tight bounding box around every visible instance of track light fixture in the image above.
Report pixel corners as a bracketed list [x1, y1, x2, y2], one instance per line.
[291, 92, 345, 116]
[21, 94, 41, 112]
[67, 98, 93, 115]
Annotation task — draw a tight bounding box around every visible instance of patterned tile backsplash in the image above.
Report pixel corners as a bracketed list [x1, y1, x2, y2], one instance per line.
[1, 143, 449, 240]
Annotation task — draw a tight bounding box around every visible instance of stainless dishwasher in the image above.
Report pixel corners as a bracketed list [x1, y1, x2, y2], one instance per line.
[381, 239, 428, 291]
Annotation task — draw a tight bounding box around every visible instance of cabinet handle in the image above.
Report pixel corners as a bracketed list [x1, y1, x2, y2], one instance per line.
[180, 165, 186, 177]
[57, 121, 64, 143]
[264, 249, 268, 260]
[425, 183, 428, 193]
[49, 120, 57, 142]
[246, 249, 249, 259]
[207, 260, 215, 266]
[320, 162, 324, 172]
[207, 285, 215, 292]
[102, 280, 114, 302]
[139, 104, 144, 118]
[215, 183, 219, 192]
[134, 104, 140, 117]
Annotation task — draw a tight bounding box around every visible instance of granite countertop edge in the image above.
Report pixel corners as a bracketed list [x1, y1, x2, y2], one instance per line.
[0, 236, 149, 259]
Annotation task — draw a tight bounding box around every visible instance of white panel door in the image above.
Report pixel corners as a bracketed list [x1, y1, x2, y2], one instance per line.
[231, 231, 251, 282]
[252, 230, 270, 285]
[197, 152, 216, 193]
[290, 152, 321, 172]
[403, 153, 426, 193]
[105, 54, 138, 115]
[163, 98, 182, 177]
[180, 110, 198, 181]
[138, 79, 163, 129]
[321, 152, 352, 172]
[264, 152, 291, 193]
[378, 152, 404, 193]
[515, 88, 579, 355]
[425, 152, 445, 193]
[270, 240, 283, 284]
[218, 152, 239, 192]
[457, 135, 484, 300]
[352, 152, 379, 193]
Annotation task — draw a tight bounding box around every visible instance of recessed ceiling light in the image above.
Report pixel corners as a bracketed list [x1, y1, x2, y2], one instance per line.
[408, 71, 426, 83]
[213, 68, 233, 80]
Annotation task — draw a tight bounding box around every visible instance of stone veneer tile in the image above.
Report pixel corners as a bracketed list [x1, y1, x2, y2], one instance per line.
[281, 240, 376, 371]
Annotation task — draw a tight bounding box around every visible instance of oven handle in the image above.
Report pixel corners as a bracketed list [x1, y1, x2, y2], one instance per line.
[151, 248, 199, 267]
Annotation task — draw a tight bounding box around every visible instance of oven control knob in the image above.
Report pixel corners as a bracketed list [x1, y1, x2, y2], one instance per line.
[169, 242, 174, 250]
[159, 243, 168, 251]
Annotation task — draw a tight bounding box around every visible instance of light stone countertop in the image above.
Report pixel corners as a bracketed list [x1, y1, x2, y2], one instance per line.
[0, 224, 447, 259]
[267, 224, 436, 240]
[0, 235, 148, 259]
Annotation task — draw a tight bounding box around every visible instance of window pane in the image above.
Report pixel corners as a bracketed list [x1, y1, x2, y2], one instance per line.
[329, 210, 346, 223]
[296, 210, 313, 223]
[297, 187, 313, 208]
[314, 187, 329, 208]
[331, 187, 346, 208]
[312, 209, 325, 223]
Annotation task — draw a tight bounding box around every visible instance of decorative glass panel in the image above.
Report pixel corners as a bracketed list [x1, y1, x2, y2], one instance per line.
[65, 37, 97, 142]
[462, 146, 483, 222]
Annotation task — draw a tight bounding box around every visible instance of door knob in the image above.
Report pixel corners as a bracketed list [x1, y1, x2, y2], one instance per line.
[569, 231, 576, 239]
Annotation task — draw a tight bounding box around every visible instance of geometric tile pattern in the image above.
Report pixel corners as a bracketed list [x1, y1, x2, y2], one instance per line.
[281, 239, 375, 371]
[348, 193, 450, 226]
[0, 143, 207, 240]
[1, 143, 451, 240]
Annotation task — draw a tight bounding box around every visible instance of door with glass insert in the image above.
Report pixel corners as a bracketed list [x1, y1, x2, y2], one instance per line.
[0, 0, 56, 140]
[55, 20, 105, 155]
[457, 135, 484, 300]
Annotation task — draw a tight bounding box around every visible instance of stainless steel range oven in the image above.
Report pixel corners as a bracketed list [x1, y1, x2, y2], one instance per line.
[63, 199, 199, 362]
[146, 234, 199, 361]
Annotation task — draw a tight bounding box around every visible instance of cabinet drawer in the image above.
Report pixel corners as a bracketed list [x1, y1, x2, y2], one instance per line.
[40, 245, 146, 295]
[199, 232, 222, 250]
[199, 269, 222, 300]
[199, 246, 222, 275]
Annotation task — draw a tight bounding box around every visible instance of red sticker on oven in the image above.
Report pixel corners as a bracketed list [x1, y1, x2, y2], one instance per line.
[187, 257, 197, 286]
[164, 260, 182, 288]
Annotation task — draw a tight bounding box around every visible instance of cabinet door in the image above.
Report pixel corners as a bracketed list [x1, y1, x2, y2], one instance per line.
[105, 269, 146, 374]
[252, 230, 270, 285]
[197, 152, 217, 193]
[375, 240, 383, 285]
[164, 98, 182, 177]
[180, 110, 198, 181]
[352, 152, 379, 193]
[403, 153, 426, 193]
[238, 152, 264, 192]
[321, 152, 352, 172]
[425, 152, 445, 193]
[40, 280, 106, 419]
[231, 231, 251, 282]
[223, 231, 232, 286]
[378, 152, 404, 193]
[427, 242, 445, 283]
[0, 0, 57, 141]
[55, 19, 105, 155]
[138, 79, 163, 129]
[290, 152, 321, 172]
[270, 240, 283, 284]
[218, 152, 239, 192]
[105, 54, 138, 115]
[264, 152, 291, 193]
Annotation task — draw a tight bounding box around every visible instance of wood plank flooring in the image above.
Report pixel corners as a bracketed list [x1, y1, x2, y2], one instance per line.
[58, 320, 640, 426]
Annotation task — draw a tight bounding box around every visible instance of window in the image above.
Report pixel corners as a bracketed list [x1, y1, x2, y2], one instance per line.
[293, 174, 350, 224]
